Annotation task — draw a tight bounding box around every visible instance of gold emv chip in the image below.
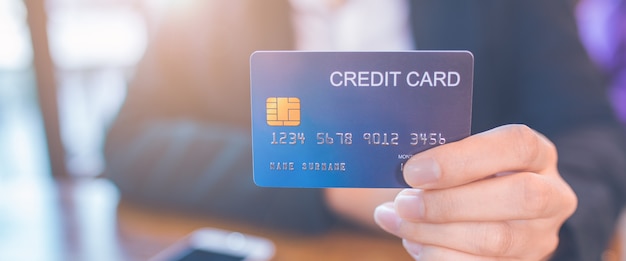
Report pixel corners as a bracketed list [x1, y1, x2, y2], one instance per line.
[266, 97, 300, 126]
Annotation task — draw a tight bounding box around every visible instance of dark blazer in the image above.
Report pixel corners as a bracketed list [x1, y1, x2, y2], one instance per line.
[104, 1, 626, 260]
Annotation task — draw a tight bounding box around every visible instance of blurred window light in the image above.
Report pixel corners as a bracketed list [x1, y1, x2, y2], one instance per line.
[0, 0, 32, 70]
[44, 0, 149, 176]
[48, 8, 147, 69]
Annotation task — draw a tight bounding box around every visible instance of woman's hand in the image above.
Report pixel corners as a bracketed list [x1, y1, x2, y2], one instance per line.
[374, 125, 577, 260]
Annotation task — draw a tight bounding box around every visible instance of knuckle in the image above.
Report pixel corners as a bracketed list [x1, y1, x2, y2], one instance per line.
[544, 138, 558, 162]
[564, 186, 579, 217]
[558, 178, 578, 219]
[474, 222, 514, 256]
[533, 234, 560, 260]
[423, 192, 456, 222]
[520, 174, 552, 215]
[544, 235, 560, 257]
[505, 124, 542, 167]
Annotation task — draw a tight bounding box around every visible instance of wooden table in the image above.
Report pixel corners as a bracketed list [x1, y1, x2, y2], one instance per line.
[3, 178, 411, 261]
[115, 198, 411, 261]
[3, 177, 621, 261]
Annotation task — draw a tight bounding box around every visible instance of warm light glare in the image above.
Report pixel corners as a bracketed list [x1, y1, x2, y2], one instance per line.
[148, 0, 204, 14]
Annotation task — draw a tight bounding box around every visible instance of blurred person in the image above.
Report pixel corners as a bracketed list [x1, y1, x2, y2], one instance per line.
[104, 1, 626, 260]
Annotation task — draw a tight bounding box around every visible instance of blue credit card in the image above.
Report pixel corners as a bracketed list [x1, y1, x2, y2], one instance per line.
[250, 51, 473, 188]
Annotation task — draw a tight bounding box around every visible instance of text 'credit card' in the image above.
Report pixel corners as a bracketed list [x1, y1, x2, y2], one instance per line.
[250, 51, 473, 188]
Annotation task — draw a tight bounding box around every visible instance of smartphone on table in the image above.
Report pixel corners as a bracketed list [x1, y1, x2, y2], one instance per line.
[150, 228, 276, 261]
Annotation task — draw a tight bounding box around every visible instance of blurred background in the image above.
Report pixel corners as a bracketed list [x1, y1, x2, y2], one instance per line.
[0, 0, 624, 260]
[0, 0, 148, 260]
[0, 1, 413, 260]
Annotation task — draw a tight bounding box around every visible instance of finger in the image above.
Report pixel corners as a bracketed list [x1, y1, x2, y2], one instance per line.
[394, 173, 573, 222]
[376, 203, 559, 259]
[403, 124, 558, 189]
[376, 203, 559, 258]
[402, 240, 521, 261]
[398, 219, 558, 259]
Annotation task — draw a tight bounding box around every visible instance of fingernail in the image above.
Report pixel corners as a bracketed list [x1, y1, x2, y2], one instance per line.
[374, 203, 401, 233]
[403, 239, 423, 259]
[395, 189, 425, 220]
[403, 157, 440, 187]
